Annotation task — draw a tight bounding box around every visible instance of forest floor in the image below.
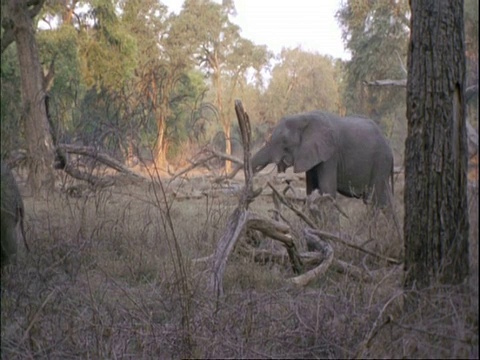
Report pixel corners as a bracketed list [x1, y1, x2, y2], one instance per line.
[1, 165, 478, 359]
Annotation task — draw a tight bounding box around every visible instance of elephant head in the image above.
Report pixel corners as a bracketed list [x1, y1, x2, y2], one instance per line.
[251, 111, 337, 174]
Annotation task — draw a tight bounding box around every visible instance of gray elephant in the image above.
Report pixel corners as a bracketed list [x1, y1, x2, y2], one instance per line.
[1, 161, 27, 268]
[251, 110, 395, 208]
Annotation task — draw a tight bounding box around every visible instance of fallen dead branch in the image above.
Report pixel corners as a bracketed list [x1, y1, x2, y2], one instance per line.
[169, 154, 217, 180]
[268, 181, 402, 265]
[168, 146, 243, 181]
[63, 163, 114, 188]
[288, 230, 334, 286]
[310, 229, 402, 265]
[206, 147, 243, 166]
[289, 249, 333, 286]
[213, 163, 242, 183]
[58, 144, 147, 181]
[247, 213, 303, 274]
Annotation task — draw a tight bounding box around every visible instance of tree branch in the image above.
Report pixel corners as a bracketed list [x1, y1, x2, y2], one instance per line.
[363, 79, 407, 87]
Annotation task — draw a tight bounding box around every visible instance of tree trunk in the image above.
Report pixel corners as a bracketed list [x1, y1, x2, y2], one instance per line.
[212, 64, 232, 173]
[153, 114, 167, 168]
[7, 0, 56, 195]
[404, 0, 469, 291]
[223, 123, 232, 173]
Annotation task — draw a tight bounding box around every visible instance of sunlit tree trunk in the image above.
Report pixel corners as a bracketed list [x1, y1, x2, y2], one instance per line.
[153, 114, 167, 168]
[7, 0, 56, 195]
[404, 0, 469, 294]
[147, 79, 168, 169]
[212, 55, 232, 173]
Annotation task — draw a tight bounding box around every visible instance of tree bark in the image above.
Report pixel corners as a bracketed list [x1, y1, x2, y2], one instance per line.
[404, 0, 469, 291]
[7, 0, 56, 195]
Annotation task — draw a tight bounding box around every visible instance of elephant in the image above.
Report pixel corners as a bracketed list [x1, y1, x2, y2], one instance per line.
[250, 110, 395, 209]
[1, 161, 27, 268]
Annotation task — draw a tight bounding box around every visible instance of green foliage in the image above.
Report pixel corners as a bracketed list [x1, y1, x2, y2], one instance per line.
[264, 48, 341, 121]
[336, 0, 409, 120]
[37, 25, 84, 139]
[0, 45, 23, 156]
[179, 0, 271, 139]
[78, 0, 137, 90]
[167, 70, 209, 153]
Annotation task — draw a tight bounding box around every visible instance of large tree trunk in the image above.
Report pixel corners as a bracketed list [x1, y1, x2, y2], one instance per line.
[404, 0, 469, 291]
[7, 0, 56, 195]
[212, 64, 232, 173]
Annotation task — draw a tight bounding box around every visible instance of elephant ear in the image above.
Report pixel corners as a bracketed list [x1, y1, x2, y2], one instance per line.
[293, 115, 336, 173]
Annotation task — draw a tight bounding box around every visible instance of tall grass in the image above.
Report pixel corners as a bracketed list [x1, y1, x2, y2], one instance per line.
[1, 172, 478, 358]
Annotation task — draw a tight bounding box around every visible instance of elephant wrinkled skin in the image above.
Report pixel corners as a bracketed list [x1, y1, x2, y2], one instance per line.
[1, 161, 26, 268]
[251, 110, 395, 208]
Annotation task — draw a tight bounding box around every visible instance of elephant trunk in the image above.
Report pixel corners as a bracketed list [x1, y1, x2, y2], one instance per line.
[251, 146, 272, 173]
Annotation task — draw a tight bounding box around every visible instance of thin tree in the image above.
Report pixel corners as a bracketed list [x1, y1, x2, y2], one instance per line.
[404, 0, 469, 293]
[2, 0, 56, 195]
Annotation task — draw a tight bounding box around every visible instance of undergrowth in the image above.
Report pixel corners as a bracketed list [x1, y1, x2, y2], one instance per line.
[1, 173, 478, 359]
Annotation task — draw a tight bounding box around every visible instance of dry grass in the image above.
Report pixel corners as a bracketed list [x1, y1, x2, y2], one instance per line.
[1, 171, 478, 359]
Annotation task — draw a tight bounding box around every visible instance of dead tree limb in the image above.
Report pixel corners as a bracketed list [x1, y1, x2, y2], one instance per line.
[169, 154, 216, 180]
[206, 147, 243, 166]
[267, 181, 317, 228]
[308, 229, 402, 265]
[362, 79, 407, 87]
[213, 163, 243, 183]
[289, 240, 333, 286]
[63, 163, 114, 188]
[247, 213, 303, 274]
[208, 100, 257, 298]
[268, 181, 402, 265]
[58, 144, 147, 182]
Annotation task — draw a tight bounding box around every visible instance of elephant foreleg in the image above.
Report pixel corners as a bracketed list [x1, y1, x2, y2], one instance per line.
[305, 169, 318, 195]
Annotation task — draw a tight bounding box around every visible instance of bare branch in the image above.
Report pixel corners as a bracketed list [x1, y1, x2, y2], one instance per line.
[395, 50, 407, 76]
[57, 144, 148, 182]
[363, 79, 407, 87]
[208, 100, 256, 298]
[308, 229, 402, 265]
[169, 154, 216, 180]
[207, 146, 243, 165]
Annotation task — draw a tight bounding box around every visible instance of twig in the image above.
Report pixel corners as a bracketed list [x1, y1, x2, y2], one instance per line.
[267, 181, 402, 265]
[354, 291, 404, 359]
[389, 318, 473, 344]
[22, 288, 57, 343]
[309, 229, 402, 265]
[170, 154, 216, 180]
